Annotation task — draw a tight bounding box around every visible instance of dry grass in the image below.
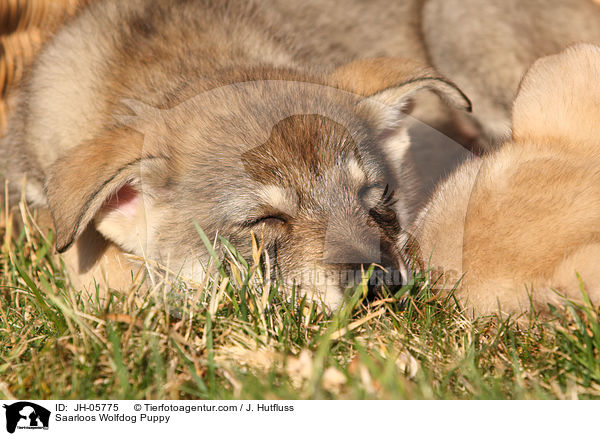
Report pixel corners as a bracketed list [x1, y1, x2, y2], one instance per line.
[1, 197, 600, 400]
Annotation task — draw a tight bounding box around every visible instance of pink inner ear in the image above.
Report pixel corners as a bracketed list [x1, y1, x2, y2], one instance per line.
[102, 184, 140, 217]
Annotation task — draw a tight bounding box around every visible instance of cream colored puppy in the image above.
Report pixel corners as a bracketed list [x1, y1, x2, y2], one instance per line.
[411, 44, 600, 317]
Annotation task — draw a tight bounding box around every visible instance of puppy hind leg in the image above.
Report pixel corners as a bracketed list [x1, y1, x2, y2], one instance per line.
[457, 278, 534, 320]
[548, 244, 600, 309]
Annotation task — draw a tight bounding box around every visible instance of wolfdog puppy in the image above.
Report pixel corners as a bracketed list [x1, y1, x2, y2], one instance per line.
[423, 0, 600, 143]
[0, 0, 470, 308]
[410, 44, 600, 317]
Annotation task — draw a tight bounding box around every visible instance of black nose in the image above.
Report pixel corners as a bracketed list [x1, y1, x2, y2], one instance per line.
[350, 263, 405, 298]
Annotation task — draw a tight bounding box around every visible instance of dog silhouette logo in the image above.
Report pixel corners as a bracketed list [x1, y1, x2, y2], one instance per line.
[2, 402, 50, 433]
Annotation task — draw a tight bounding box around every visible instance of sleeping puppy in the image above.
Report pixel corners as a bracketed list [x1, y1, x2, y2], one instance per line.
[0, 0, 470, 307]
[411, 44, 600, 317]
[423, 0, 600, 144]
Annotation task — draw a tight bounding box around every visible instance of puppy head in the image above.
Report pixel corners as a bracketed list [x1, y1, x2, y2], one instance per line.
[46, 58, 470, 308]
[512, 43, 600, 149]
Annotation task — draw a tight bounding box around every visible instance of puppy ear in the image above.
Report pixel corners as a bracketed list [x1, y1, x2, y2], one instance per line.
[329, 57, 472, 113]
[46, 127, 163, 253]
[330, 58, 471, 174]
[512, 43, 600, 147]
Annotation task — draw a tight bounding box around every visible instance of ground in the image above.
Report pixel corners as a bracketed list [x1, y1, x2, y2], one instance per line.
[1, 199, 600, 400]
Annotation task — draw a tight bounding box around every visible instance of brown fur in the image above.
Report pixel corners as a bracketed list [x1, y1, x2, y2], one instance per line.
[411, 44, 600, 317]
[1, 0, 469, 307]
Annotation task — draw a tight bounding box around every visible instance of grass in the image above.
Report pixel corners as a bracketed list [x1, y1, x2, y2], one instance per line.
[1, 201, 600, 400]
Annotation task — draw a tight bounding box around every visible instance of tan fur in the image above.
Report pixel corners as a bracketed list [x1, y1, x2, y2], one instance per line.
[264, 0, 482, 152]
[0, 0, 470, 307]
[0, 0, 89, 133]
[330, 57, 471, 113]
[61, 226, 145, 297]
[412, 44, 600, 317]
[27, 208, 141, 300]
[265, 0, 427, 67]
[423, 0, 600, 144]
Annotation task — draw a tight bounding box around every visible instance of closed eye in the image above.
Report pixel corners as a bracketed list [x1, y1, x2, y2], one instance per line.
[360, 183, 396, 209]
[377, 184, 397, 208]
[242, 214, 288, 228]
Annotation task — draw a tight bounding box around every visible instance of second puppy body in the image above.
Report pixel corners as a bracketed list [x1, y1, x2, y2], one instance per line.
[412, 44, 600, 317]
